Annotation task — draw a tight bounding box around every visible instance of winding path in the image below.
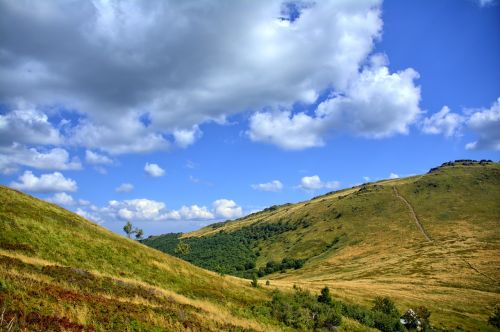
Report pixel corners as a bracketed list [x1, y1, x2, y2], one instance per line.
[392, 186, 497, 283]
[393, 186, 432, 242]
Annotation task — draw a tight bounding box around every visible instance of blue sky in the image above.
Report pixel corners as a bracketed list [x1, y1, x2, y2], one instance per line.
[0, 0, 499, 237]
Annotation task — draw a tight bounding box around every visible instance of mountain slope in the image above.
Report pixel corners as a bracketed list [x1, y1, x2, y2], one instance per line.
[0, 185, 286, 331]
[144, 161, 500, 331]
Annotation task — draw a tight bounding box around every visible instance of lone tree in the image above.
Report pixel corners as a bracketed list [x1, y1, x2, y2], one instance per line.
[134, 228, 144, 240]
[123, 222, 133, 238]
[123, 222, 144, 240]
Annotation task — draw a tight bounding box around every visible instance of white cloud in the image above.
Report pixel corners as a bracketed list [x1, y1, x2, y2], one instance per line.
[0, 1, 384, 153]
[0, 101, 61, 146]
[421, 106, 465, 137]
[144, 163, 165, 177]
[299, 175, 340, 191]
[78, 199, 90, 205]
[178, 205, 214, 220]
[248, 57, 422, 149]
[363, 176, 371, 182]
[465, 97, 500, 150]
[316, 58, 422, 138]
[105, 198, 215, 221]
[47, 192, 75, 206]
[173, 126, 202, 148]
[10, 171, 77, 193]
[389, 173, 399, 179]
[0, 144, 82, 173]
[213, 199, 243, 219]
[115, 183, 134, 193]
[71, 118, 170, 155]
[85, 150, 113, 165]
[248, 111, 325, 150]
[251, 180, 283, 192]
[111, 199, 166, 221]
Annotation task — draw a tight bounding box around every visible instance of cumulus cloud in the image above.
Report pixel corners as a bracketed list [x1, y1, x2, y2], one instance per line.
[10, 171, 77, 193]
[465, 97, 500, 150]
[144, 163, 165, 177]
[315, 58, 421, 138]
[299, 175, 340, 191]
[173, 126, 202, 148]
[85, 150, 113, 165]
[251, 180, 283, 192]
[248, 57, 422, 149]
[0, 144, 81, 173]
[248, 111, 325, 150]
[105, 198, 216, 221]
[0, 0, 385, 153]
[47, 192, 75, 205]
[0, 101, 61, 146]
[421, 106, 465, 137]
[178, 205, 214, 220]
[213, 199, 243, 219]
[115, 183, 134, 193]
[110, 199, 166, 221]
[389, 173, 399, 179]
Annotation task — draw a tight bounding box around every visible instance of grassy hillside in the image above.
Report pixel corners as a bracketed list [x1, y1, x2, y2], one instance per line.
[0, 185, 285, 331]
[144, 161, 500, 331]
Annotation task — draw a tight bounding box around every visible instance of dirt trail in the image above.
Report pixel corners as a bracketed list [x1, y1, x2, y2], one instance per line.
[393, 186, 432, 242]
[392, 186, 497, 283]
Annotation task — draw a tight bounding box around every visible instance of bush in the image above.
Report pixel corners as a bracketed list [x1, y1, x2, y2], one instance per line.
[318, 286, 333, 305]
[372, 296, 400, 317]
[415, 306, 431, 330]
[489, 305, 500, 328]
[250, 274, 258, 288]
[259, 288, 342, 330]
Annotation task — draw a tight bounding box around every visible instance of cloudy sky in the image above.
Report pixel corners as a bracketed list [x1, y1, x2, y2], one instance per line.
[1, 0, 499, 236]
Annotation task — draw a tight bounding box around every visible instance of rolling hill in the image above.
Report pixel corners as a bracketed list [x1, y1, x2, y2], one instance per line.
[143, 160, 500, 331]
[1, 183, 389, 331]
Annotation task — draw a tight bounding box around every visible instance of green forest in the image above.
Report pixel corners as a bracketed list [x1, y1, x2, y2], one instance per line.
[142, 221, 306, 278]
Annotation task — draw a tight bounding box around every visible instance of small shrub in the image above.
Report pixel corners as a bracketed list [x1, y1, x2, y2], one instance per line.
[489, 305, 500, 328]
[250, 275, 258, 288]
[372, 296, 400, 317]
[318, 286, 333, 305]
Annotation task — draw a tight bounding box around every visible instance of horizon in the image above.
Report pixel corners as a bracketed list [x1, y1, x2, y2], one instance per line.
[1, 0, 499, 237]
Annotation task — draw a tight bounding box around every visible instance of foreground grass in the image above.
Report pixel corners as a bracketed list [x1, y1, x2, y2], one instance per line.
[0, 185, 286, 331]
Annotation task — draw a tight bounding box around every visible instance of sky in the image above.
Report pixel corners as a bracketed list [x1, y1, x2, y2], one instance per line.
[0, 0, 499, 237]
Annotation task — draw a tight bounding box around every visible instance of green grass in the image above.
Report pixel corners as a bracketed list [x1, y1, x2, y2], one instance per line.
[0, 185, 290, 331]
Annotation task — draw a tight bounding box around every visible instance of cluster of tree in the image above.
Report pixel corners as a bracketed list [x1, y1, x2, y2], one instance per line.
[252, 287, 433, 331]
[122, 222, 144, 240]
[336, 295, 431, 332]
[252, 287, 342, 330]
[255, 258, 305, 277]
[141, 221, 304, 278]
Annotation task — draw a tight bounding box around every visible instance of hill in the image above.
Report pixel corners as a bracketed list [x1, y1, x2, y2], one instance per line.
[143, 160, 500, 331]
[1, 184, 390, 331]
